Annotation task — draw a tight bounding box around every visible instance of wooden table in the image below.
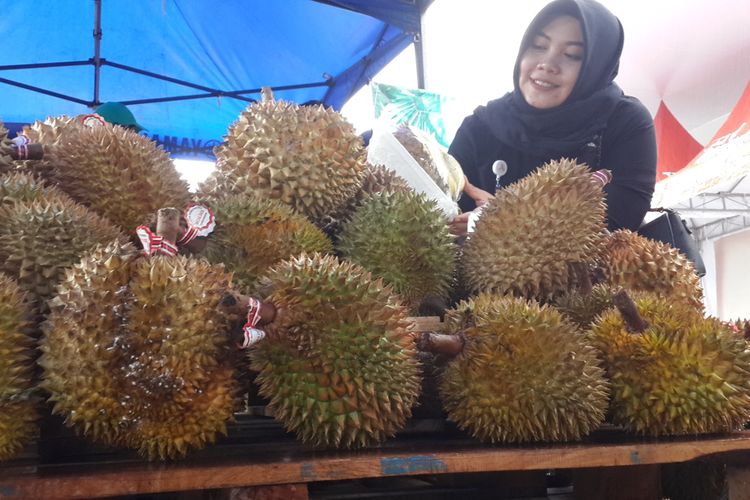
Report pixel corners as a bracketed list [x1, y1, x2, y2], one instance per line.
[3, 429, 750, 499]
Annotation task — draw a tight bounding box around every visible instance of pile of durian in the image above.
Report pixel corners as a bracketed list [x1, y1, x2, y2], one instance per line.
[0, 88, 748, 464]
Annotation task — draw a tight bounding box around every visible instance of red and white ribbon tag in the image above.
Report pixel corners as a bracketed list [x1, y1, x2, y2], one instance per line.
[177, 203, 216, 245]
[136, 225, 178, 257]
[238, 297, 266, 349]
[591, 169, 612, 187]
[11, 136, 30, 147]
[240, 328, 266, 349]
[79, 114, 106, 128]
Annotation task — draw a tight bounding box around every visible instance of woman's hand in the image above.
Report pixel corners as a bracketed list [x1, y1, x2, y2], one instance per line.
[448, 177, 494, 237]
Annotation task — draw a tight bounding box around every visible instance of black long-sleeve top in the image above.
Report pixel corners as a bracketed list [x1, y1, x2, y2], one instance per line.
[449, 96, 657, 231]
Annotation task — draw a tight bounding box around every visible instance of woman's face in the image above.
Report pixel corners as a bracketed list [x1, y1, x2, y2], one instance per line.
[518, 15, 584, 109]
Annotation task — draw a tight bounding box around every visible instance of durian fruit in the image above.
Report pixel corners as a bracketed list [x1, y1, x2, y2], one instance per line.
[0, 274, 36, 461]
[433, 293, 609, 443]
[460, 159, 608, 300]
[250, 253, 421, 448]
[598, 230, 703, 309]
[316, 163, 412, 241]
[360, 163, 412, 198]
[40, 235, 238, 460]
[19, 117, 191, 232]
[336, 190, 456, 311]
[0, 122, 12, 172]
[0, 172, 71, 207]
[199, 89, 366, 222]
[201, 194, 333, 294]
[12, 116, 83, 180]
[0, 194, 124, 316]
[553, 281, 616, 330]
[590, 290, 750, 436]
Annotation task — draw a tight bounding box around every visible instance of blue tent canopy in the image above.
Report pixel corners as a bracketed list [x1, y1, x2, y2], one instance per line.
[0, 0, 429, 158]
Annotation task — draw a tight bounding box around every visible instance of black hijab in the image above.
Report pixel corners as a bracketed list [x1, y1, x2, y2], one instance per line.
[474, 0, 626, 158]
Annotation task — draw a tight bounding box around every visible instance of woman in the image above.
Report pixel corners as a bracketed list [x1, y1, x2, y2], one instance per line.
[448, 0, 656, 236]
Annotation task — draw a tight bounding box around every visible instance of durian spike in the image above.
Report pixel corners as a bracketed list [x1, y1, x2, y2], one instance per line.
[261, 87, 274, 103]
[417, 332, 464, 357]
[612, 289, 649, 333]
[156, 207, 181, 244]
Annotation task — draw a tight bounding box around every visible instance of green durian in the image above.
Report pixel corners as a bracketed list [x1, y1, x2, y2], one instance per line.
[250, 253, 421, 448]
[337, 190, 455, 311]
[202, 194, 332, 294]
[599, 229, 704, 309]
[19, 117, 191, 232]
[0, 195, 124, 317]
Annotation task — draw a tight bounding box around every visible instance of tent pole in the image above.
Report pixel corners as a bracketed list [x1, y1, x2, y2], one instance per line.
[414, 0, 426, 89]
[93, 0, 103, 106]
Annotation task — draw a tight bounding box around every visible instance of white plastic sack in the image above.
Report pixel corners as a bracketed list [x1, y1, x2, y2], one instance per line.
[367, 125, 463, 219]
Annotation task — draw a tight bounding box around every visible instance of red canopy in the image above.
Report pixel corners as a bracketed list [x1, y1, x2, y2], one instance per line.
[653, 101, 703, 181]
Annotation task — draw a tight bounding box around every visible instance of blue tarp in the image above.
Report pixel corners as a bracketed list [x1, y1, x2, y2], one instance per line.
[0, 0, 427, 158]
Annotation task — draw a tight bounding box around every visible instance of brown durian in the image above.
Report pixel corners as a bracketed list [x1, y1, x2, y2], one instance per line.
[199, 89, 366, 222]
[18, 117, 191, 232]
[598, 229, 704, 309]
[40, 238, 238, 460]
[0, 274, 36, 461]
[460, 159, 608, 300]
[250, 253, 421, 448]
[590, 291, 750, 436]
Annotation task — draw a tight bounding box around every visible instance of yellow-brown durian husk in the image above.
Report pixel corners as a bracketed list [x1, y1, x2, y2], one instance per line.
[0, 274, 36, 461]
[460, 159, 607, 300]
[40, 241, 238, 460]
[598, 230, 704, 309]
[198, 92, 366, 223]
[439, 293, 610, 443]
[18, 118, 191, 232]
[590, 292, 750, 436]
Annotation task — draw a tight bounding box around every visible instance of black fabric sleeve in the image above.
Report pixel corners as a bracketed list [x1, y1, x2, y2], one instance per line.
[448, 114, 498, 213]
[600, 97, 657, 231]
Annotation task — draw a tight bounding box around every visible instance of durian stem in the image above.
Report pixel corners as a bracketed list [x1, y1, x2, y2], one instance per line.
[261, 87, 274, 102]
[417, 332, 464, 357]
[612, 289, 649, 334]
[2, 143, 45, 161]
[570, 262, 593, 296]
[156, 207, 181, 245]
[219, 291, 277, 326]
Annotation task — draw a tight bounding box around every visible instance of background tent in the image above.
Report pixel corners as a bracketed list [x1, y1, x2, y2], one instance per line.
[653, 102, 703, 182]
[0, 0, 431, 159]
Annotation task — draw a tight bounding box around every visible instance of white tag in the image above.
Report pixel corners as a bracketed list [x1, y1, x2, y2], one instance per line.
[136, 226, 153, 255]
[185, 203, 215, 237]
[80, 114, 106, 128]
